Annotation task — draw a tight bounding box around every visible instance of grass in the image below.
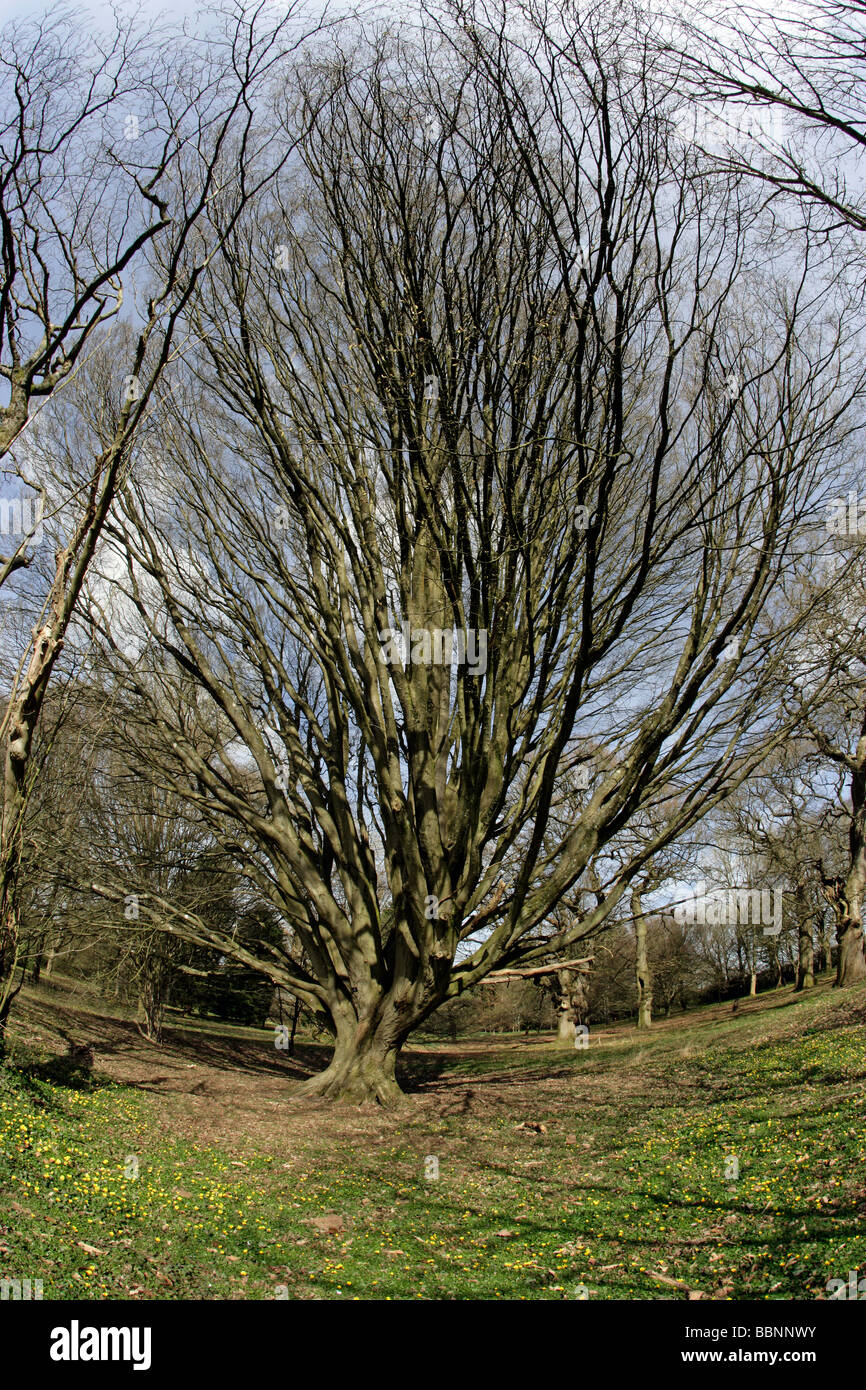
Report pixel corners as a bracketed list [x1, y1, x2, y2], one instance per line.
[1, 978, 864, 1300]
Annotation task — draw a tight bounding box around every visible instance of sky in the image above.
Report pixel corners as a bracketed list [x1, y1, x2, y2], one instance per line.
[0, 0, 220, 17]
[0, 0, 340, 20]
[0, 0, 798, 24]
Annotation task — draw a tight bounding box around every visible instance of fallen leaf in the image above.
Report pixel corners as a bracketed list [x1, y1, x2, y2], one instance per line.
[306, 1214, 346, 1235]
[76, 1241, 104, 1256]
[648, 1270, 690, 1290]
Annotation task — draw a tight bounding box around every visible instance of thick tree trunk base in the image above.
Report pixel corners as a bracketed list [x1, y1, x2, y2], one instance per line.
[300, 1040, 407, 1107]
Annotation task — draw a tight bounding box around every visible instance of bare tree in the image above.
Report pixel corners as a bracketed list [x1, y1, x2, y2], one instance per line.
[0, 6, 177, 476]
[0, 1, 336, 1052]
[789, 551, 866, 985]
[82, 8, 863, 1103]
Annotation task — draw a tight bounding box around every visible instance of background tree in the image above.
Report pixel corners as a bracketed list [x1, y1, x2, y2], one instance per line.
[0, 0, 335, 1052]
[788, 549, 866, 985]
[0, 6, 176, 471]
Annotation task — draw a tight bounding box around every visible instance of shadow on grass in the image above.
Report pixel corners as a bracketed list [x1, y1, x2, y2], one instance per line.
[5, 1037, 107, 1098]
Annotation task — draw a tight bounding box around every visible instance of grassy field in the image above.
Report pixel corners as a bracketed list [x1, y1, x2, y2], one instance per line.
[1, 978, 864, 1300]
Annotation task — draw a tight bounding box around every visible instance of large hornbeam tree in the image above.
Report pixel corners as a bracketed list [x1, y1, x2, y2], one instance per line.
[84, 6, 864, 1103]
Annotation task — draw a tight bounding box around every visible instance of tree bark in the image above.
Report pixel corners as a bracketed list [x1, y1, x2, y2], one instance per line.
[633, 887, 652, 1028]
[821, 874, 866, 988]
[288, 994, 301, 1056]
[816, 912, 831, 974]
[839, 736, 866, 984]
[796, 922, 814, 990]
[138, 976, 164, 1043]
[550, 966, 587, 1046]
[794, 885, 814, 992]
[300, 1023, 405, 1106]
[816, 727, 866, 987]
[835, 917, 866, 986]
[556, 999, 577, 1045]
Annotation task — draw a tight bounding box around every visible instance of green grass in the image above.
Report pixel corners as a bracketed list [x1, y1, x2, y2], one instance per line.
[1, 983, 864, 1299]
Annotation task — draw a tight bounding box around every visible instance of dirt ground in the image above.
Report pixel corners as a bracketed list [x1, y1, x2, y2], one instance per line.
[12, 978, 855, 1159]
[11, 986, 652, 1157]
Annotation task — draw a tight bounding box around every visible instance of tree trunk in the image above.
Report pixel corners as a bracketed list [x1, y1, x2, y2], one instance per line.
[551, 966, 586, 1046]
[822, 727, 866, 987]
[139, 976, 164, 1043]
[556, 1001, 577, 1045]
[0, 991, 13, 1059]
[633, 887, 652, 1028]
[835, 917, 866, 986]
[749, 970, 757, 996]
[0, 888, 24, 1058]
[795, 914, 814, 992]
[288, 994, 301, 1055]
[0, 714, 30, 1046]
[821, 871, 866, 988]
[816, 912, 831, 974]
[300, 1024, 405, 1106]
